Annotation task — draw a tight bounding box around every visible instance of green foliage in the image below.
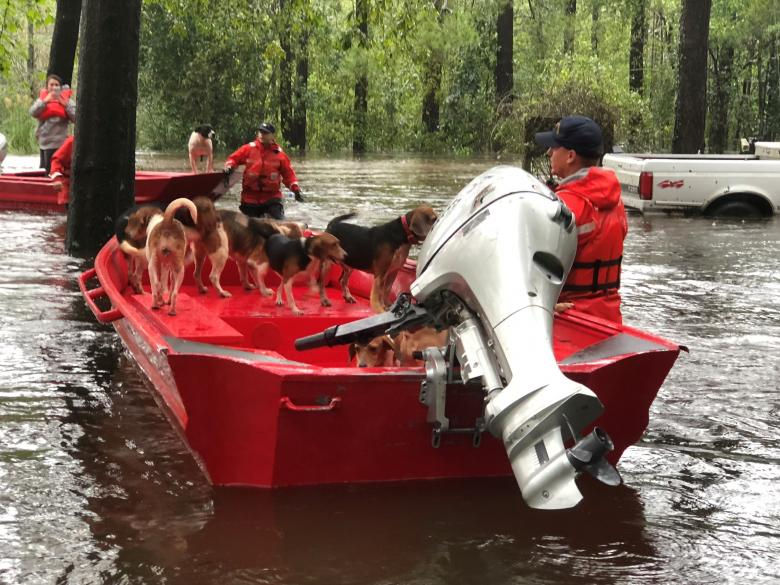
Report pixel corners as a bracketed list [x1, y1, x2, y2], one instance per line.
[125, 0, 778, 154]
[0, 94, 38, 153]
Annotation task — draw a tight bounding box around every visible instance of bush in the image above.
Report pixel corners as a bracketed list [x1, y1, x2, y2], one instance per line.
[0, 94, 38, 154]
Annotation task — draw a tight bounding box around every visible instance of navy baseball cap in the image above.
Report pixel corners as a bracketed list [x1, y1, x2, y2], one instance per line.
[258, 122, 276, 134]
[535, 115, 603, 158]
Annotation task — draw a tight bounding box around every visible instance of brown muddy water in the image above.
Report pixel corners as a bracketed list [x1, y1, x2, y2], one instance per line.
[0, 153, 778, 584]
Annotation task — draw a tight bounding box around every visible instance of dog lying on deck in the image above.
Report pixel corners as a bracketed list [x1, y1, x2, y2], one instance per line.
[349, 327, 449, 367]
[325, 205, 437, 313]
[265, 232, 346, 315]
[188, 125, 215, 173]
[145, 198, 198, 315]
[116, 203, 164, 294]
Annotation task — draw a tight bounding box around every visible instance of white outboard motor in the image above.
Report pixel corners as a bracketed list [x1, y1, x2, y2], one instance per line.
[410, 165, 617, 509]
[295, 165, 620, 509]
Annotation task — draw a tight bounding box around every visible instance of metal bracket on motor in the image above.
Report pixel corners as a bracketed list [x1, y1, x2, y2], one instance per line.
[420, 346, 487, 449]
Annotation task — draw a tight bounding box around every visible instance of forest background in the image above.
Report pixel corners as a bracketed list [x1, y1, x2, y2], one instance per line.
[0, 0, 778, 161]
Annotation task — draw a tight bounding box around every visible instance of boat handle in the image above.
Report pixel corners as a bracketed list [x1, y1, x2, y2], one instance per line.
[279, 396, 342, 412]
[78, 267, 123, 324]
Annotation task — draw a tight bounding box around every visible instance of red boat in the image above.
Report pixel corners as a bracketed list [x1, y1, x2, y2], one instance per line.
[80, 238, 682, 491]
[0, 170, 224, 212]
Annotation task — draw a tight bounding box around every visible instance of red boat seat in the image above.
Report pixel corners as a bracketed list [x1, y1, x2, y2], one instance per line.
[129, 292, 246, 346]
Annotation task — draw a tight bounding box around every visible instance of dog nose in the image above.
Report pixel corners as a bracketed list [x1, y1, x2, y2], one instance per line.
[358, 363, 367, 368]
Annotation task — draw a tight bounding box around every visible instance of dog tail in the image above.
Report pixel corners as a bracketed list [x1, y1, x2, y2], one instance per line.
[119, 239, 146, 259]
[164, 197, 197, 224]
[326, 212, 357, 231]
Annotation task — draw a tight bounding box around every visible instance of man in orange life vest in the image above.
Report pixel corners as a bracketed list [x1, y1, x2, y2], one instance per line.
[535, 115, 627, 324]
[48, 134, 73, 204]
[223, 122, 304, 220]
[29, 74, 76, 173]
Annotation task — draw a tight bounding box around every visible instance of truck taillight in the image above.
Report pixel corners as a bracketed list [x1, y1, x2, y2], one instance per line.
[639, 171, 653, 200]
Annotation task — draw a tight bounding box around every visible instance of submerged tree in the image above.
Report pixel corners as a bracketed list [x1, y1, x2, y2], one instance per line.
[672, 0, 712, 153]
[47, 0, 81, 86]
[353, 0, 369, 154]
[67, 0, 142, 256]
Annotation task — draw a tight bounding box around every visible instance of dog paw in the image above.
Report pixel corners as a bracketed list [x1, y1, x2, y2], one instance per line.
[198, 286, 208, 294]
[168, 309, 177, 316]
[345, 296, 357, 304]
[219, 290, 232, 298]
[292, 308, 304, 316]
[261, 289, 274, 297]
[321, 298, 332, 307]
[275, 299, 284, 307]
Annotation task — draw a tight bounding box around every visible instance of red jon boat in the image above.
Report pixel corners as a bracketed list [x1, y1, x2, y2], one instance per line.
[80, 239, 681, 493]
[0, 170, 224, 212]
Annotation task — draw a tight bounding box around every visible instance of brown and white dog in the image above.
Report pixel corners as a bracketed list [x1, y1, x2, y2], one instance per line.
[325, 205, 438, 312]
[145, 198, 198, 315]
[264, 232, 347, 315]
[175, 196, 231, 298]
[219, 210, 282, 296]
[116, 203, 164, 294]
[349, 327, 449, 367]
[188, 125, 215, 174]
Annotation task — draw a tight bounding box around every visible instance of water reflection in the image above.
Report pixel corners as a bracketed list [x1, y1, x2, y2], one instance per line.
[1, 154, 779, 584]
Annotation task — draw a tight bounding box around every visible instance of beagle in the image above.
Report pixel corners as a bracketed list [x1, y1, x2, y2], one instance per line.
[265, 232, 347, 315]
[188, 125, 215, 173]
[115, 203, 164, 294]
[325, 205, 438, 312]
[145, 198, 198, 315]
[219, 210, 283, 296]
[349, 327, 448, 368]
[175, 196, 231, 298]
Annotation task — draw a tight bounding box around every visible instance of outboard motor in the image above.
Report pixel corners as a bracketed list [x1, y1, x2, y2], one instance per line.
[295, 166, 620, 509]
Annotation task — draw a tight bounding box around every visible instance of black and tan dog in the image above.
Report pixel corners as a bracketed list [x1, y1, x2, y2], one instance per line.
[265, 232, 346, 315]
[219, 210, 282, 296]
[325, 205, 437, 312]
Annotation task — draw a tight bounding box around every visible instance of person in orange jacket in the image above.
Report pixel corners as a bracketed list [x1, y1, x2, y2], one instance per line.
[29, 74, 76, 173]
[535, 115, 627, 324]
[223, 122, 304, 220]
[49, 134, 73, 181]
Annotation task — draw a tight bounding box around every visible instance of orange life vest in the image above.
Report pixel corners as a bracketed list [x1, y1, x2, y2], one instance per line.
[558, 167, 627, 298]
[37, 88, 73, 121]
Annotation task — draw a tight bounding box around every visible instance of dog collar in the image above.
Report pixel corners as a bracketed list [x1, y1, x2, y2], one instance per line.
[400, 214, 421, 244]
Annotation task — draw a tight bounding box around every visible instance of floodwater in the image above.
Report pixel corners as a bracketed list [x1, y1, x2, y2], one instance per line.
[0, 153, 778, 584]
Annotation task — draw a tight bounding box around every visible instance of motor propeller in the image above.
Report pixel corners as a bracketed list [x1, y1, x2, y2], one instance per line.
[567, 427, 622, 487]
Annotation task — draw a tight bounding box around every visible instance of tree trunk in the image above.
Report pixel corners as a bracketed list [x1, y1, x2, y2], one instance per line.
[422, 0, 447, 134]
[563, 0, 576, 55]
[352, 0, 369, 154]
[66, 0, 142, 256]
[47, 0, 82, 86]
[279, 0, 294, 146]
[590, 0, 600, 54]
[27, 13, 35, 98]
[292, 47, 308, 150]
[672, 0, 712, 154]
[707, 44, 734, 153]
[495, 0, 513, 103]
[764, 33, 779, 140]
[629, 0, 646, 95]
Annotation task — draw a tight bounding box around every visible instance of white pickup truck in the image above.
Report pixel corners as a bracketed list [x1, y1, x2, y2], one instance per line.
[602, 142, 780, 217]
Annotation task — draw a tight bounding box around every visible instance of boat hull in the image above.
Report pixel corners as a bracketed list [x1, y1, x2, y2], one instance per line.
[81, 238, 682, 489]
[0, 170, 224, 212]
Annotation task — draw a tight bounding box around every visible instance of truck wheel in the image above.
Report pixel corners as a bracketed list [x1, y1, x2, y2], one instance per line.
[706, 200, 765, 218]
